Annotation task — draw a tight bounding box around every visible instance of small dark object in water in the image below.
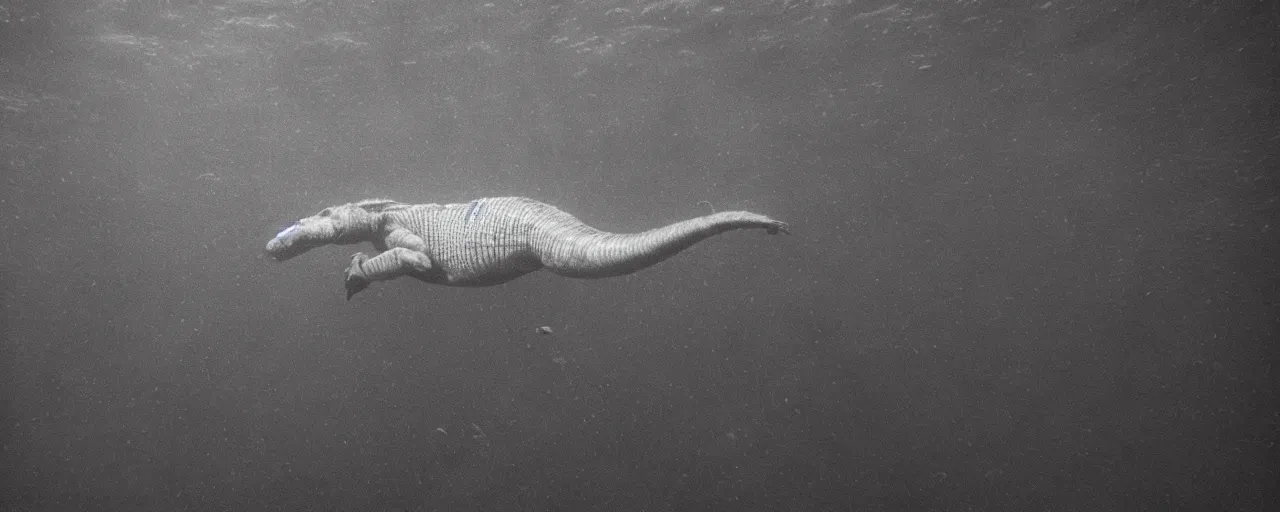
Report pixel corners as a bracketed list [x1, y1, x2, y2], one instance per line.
[535, 326, 554, 335]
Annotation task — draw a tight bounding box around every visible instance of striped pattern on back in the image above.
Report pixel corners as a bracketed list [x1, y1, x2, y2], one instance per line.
[384, 197, 557, 285]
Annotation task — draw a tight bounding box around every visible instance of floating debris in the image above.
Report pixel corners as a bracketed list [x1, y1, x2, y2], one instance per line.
[535, 325, 554, 335]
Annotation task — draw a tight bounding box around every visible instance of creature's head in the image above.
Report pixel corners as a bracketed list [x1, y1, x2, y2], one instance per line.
[265, 199, 404, 261]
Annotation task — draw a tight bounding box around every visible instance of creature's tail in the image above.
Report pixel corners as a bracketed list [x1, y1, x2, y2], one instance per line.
[529, 207, 788, 279]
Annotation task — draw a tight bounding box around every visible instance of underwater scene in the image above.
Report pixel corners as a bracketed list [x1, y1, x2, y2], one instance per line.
[1, 1, 1276, 510]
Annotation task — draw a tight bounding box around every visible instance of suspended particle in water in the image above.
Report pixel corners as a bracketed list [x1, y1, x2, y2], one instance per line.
[535, 325, 554, 335]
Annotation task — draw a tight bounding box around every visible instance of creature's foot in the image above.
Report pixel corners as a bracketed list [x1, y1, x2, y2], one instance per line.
[344, 253, 371, 301]
[765, 220, 790, 235]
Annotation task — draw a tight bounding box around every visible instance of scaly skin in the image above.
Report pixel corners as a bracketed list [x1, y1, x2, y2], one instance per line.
[264, 197, 788, 299]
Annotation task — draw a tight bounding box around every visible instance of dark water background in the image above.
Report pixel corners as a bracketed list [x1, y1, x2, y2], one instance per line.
[2, 1, 1277, 510]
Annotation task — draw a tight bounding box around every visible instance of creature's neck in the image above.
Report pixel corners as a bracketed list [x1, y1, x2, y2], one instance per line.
[335, 215, 385, 245]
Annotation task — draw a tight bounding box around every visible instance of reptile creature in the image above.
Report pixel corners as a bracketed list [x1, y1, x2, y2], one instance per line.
[264, 197, 789, 299]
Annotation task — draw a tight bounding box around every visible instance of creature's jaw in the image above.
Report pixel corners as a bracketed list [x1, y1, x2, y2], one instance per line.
[266, 237, 308, 261]
[265, 240, 303, 261]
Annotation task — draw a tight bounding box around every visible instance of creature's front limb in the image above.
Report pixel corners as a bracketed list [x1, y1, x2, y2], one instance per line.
[384, 227, 428, 252]
[344, 248, 433, 300]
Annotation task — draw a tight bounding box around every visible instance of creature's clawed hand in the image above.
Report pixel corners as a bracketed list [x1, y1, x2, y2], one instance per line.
[344, 253, 371, 300]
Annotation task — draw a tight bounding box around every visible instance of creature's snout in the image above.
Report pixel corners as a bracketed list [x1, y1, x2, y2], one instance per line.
[265, 223, 303, 261]
[264, 239, 288, 261]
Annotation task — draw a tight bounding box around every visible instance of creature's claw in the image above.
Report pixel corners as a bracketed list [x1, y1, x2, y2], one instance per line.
[766, 220, 790, 235]
[344, 253, 370, 301]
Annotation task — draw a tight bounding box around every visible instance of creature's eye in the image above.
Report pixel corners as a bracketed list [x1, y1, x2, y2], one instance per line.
[319, 208, 332, 217]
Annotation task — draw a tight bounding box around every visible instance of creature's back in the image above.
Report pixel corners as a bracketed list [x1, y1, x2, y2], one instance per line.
[388, 197, 549, 286]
